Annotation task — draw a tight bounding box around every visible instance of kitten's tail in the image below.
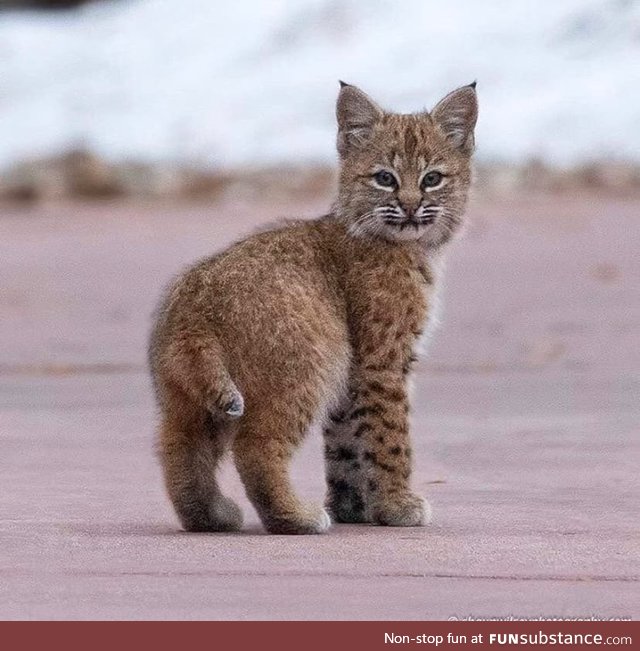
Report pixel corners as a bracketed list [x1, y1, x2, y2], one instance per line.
[154, 334, 245, 419]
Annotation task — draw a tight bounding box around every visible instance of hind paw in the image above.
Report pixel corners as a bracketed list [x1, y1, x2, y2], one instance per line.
[181, 496, 244, 533]
[262, 505, 332, 535]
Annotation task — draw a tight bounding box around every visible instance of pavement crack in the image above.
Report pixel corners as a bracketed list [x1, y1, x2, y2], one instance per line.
[24, 569, 637, 583]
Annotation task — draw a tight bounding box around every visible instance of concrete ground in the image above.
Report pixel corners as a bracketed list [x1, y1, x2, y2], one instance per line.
[0, 192, 638, 620]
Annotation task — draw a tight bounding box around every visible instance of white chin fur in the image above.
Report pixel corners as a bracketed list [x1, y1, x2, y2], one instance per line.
[384, 225, 427, 241]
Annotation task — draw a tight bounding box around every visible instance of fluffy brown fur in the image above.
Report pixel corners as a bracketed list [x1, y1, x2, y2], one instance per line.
[148, 81, 478, 534]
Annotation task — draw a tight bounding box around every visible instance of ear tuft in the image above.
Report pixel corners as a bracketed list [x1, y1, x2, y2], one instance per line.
[338, 80, 349, 88]
[336, 83, 383, 157]
[431, 84, 478, 154]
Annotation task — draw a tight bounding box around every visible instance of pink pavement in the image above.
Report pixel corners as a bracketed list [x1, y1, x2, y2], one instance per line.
[0, 193, 638, 620]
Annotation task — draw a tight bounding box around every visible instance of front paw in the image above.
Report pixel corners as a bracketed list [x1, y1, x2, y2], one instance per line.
[373, 492, 431, 527]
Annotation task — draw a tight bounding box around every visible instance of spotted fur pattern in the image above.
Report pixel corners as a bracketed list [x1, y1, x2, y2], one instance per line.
[148, 82, 478, 534]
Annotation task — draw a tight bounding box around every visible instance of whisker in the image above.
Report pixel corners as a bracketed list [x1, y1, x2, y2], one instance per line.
[348, 210, 377, 238]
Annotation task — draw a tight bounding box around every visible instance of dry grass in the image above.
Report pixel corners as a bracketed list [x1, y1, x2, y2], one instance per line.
[2, 149, 640, 205]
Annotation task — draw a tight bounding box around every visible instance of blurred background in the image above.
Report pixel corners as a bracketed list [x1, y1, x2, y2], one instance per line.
[1, 0, 640, 200]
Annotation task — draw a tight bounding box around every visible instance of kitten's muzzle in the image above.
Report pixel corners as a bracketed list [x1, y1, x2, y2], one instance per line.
[383, 216, 434, 231]
[411, 215, 435, 226]
[400, 203, 439, 224]
[381, 203, 439, 229]
[383, 211, 435, 227]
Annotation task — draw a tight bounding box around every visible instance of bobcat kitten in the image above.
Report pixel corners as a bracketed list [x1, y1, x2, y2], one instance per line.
[149, 81, 478, 534]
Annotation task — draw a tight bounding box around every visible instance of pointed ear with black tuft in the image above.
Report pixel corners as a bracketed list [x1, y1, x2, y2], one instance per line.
[431, 82, 478, 154]
[336, 81, 383, 157]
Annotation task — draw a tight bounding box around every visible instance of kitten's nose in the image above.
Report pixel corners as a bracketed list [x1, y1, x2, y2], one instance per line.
[399, 200, 421, 218]
[398, 190, 422, 218]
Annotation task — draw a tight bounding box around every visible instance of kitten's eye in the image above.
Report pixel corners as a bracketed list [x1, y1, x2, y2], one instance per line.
[421, 171, 443, 189]
[373, 170, 397, 188]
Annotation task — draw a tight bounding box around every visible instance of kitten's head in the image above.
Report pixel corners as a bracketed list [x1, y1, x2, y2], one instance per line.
[334, 81, 478, 248]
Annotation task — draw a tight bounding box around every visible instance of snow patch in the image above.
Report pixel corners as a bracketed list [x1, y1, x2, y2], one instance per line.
[1, 0, 639, 169]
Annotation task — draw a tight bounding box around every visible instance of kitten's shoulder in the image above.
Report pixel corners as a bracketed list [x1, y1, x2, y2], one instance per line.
[185, 213, 339, 275]
[249, 213, 339, 240]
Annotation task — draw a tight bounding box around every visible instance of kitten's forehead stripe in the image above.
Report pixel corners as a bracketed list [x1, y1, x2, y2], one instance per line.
[377, 114, 444, 175]
[404, 127, 418, 159]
